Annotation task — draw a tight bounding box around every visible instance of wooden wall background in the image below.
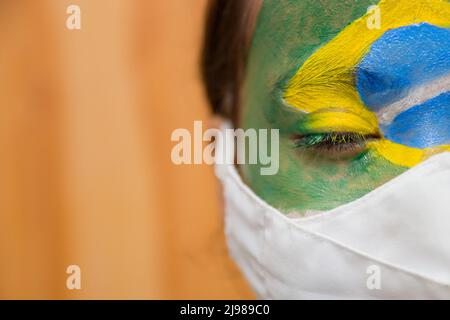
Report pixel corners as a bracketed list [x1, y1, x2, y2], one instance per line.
[0, 0, 253, 299]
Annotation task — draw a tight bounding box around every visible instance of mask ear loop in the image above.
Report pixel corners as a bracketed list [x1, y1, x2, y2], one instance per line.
[214, 120, 235, 180]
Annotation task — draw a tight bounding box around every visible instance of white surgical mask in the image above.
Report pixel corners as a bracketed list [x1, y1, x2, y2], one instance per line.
[215, 132, 450, 299]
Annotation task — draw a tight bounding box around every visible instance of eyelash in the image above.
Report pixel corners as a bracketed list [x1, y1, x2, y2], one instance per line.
[293, 132, 379, 158]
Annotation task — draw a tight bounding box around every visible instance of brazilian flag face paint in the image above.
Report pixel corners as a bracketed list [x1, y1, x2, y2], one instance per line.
[240, 0, 450, 213]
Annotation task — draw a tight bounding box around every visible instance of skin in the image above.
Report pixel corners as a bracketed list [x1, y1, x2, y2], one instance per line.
[239, 0, 450, 213]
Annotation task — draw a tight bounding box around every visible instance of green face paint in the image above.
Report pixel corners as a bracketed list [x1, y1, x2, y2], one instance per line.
[240, 0, 409, 213]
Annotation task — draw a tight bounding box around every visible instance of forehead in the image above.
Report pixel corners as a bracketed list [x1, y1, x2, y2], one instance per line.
[245, 0, 450, 166]
[243, 0, 375, 127]
[248, 0, 375, 82]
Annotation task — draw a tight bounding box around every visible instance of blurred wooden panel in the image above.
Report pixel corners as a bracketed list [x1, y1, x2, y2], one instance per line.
[132, 0, 254, 299]
[0, 0, 254, 299]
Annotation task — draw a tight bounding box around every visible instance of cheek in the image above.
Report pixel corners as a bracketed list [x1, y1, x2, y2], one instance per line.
[284, 147, 407, 212]
[243, 138, 408, 213]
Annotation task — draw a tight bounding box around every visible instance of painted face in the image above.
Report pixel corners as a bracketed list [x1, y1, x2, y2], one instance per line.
[240, 0, 450, 213]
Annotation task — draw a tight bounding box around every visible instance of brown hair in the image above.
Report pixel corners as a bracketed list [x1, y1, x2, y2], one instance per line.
[201, 0, 263, 124]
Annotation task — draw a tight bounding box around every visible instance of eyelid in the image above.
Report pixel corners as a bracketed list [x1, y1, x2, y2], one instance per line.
[295, 109, 380, 136]
[293, 132, 378, 147]
[292, 132, 374, 160]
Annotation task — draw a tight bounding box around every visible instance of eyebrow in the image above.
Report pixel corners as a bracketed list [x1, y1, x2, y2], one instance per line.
[282, 0, 450, 115]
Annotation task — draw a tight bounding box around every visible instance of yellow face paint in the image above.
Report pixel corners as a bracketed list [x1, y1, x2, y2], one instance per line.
[299, 109, 379, 135]
[284, 0, 450, 168]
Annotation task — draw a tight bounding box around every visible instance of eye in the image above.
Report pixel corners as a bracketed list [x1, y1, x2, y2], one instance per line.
[292, 132, 380, 160]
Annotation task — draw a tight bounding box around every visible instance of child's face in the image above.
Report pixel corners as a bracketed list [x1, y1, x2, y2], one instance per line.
[240, 0, 450, 214]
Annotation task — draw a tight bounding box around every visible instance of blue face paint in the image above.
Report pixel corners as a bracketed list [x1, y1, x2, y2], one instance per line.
[382, 92, 450, 148]
[356, 23, 450, 111]
[355, 23, 450, 149]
